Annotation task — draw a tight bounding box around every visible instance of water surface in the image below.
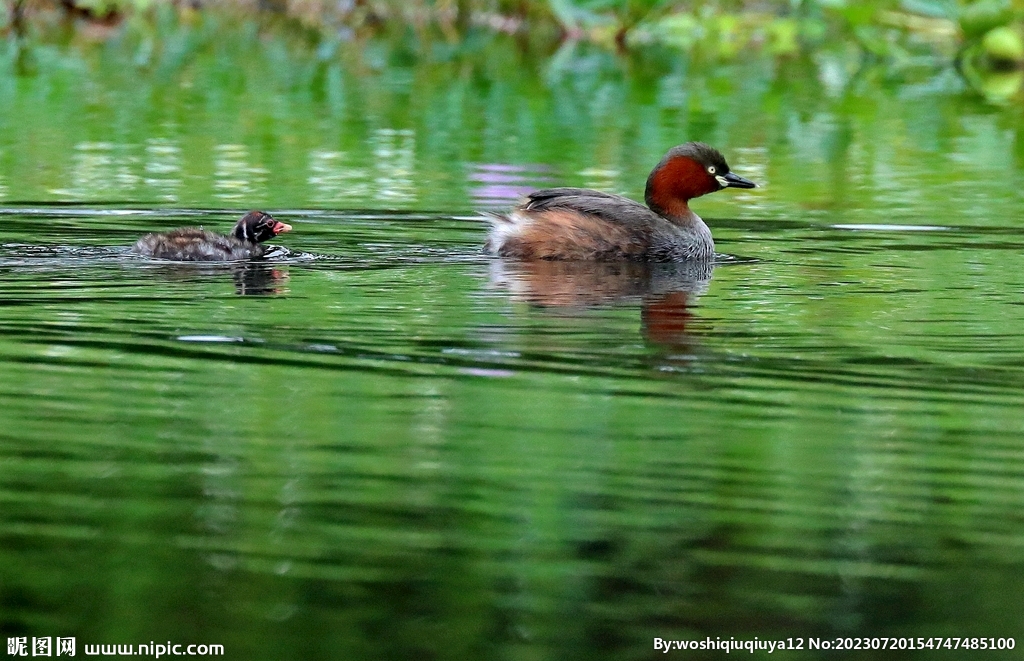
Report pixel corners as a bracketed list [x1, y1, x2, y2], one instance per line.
[2, 27, 1024, 660]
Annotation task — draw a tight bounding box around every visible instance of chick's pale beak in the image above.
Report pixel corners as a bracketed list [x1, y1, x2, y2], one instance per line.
[273, 222, 292, 234]
[717, 172, 756, 189]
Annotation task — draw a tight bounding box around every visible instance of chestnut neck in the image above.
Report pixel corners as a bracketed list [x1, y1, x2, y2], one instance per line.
[644, 156, 718, 222]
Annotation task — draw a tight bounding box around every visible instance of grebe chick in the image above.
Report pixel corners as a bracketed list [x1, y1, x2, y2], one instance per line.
[485, 142, 755, 261]
[133, 211, 292, 262]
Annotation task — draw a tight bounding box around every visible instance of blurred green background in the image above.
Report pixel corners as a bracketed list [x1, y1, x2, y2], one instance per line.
[4, 0, 1024, 89]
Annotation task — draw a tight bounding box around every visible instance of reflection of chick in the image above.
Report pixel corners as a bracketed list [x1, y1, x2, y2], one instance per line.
[233, 264, 289, 296]
[136, 263, 289, 297]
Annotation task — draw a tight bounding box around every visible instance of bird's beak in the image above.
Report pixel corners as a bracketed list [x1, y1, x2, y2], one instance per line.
[273, 222, 292, 234]
[716, 172, 757, 189]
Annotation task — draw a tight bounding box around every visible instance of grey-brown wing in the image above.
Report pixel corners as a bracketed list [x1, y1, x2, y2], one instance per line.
[133, 228, 242, 261]
[522, 188, 660, 228]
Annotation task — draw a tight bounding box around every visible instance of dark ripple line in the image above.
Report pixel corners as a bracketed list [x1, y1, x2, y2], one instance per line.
[4, 307, 1024, 386]
[712, 357, 1024, 401]
[2, 331, 656, 382]
[6, 326, 1024, 407]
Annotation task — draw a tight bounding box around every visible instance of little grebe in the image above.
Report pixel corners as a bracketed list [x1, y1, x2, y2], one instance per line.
[485, 142, 755, 261]
[133, 211, 292, 261]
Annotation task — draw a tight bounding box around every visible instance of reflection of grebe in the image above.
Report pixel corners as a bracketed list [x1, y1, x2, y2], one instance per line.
[641, 292, 697, 347]
[489, 259, 712, 346]
[485, 143, 755, 261]
[133, 211, 292, 262]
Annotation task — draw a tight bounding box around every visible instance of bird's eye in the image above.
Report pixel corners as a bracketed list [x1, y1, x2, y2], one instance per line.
[708, 166, 717, 175]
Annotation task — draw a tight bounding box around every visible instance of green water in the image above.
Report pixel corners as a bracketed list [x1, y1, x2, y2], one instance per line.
[3, 21, 1024, 661]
